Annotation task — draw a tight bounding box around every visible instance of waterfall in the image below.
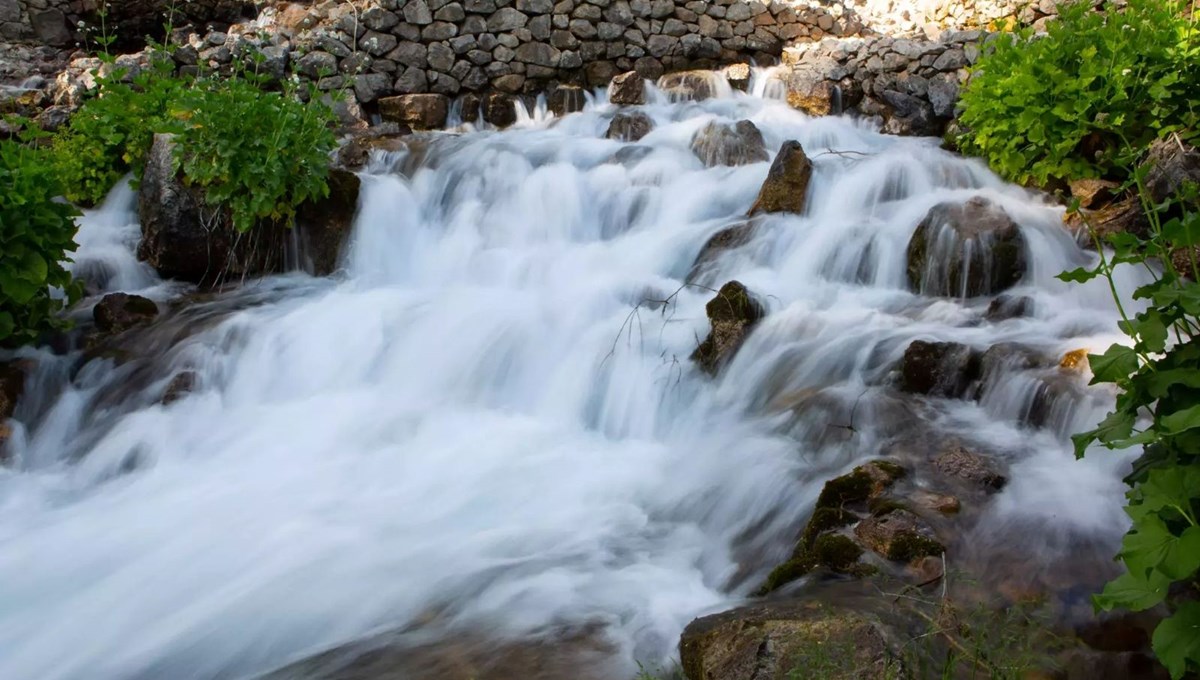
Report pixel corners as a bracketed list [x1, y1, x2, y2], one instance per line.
[0, 84, 1148, 680]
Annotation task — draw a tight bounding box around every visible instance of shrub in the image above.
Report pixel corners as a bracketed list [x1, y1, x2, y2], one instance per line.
[172, 71, 338, 233]
[957, 0, 1200, 187]
[0, 139, 82, 346]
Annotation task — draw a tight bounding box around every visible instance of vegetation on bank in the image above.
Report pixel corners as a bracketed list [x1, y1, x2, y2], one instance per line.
[0, 21, 339, 345]
[961, 1, 1200, 677]
[957, 0, 1199, 187]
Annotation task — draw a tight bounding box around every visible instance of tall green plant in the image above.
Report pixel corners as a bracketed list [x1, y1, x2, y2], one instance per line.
[957, 0, 1199, 187]
[0, 139, 82, 346]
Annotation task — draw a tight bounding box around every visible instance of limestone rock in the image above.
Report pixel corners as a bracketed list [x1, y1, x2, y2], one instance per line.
[690, 120, 768, 168]
[934, 444, 1007, 491]
[748, 140, 813, 215]
[608, 70, 645, 105]
[378, 93, 451, 130]
[691, 281, 764, 375]
[605, 109, 653, 141]
[906, 196, 1026, 298]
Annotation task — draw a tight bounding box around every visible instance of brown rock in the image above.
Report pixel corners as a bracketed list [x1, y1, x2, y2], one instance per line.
[1144, 134, 1200, 205]
[691, 281, 764, 375]
[0, 359, 29, 421]
[680, 600, 900, 680]
[907, 196, 1027, 297]
[605, 110, 653, 142]
[912, 490, 960, 514]
[94, 293, 159, 334]
[1069, 178, 1120, 210]
[690, 120, 769, 167]
[748, 141, 813, 215]
[608, 71, 645, 105]
[378, 93, 451, 130]
[161, 371, 198, 405]
[1064, 196, 1149, 241]
[658, 70, 720, 101]
[934, 444, 1007, 491]
[896, 339, 980, 399]
[854, 509, 945, 562]
[548, 85, 586, 116]
[1059, 348, 1089, 373]
[297, 169, 361, 276]
[482, 91, 518, 128]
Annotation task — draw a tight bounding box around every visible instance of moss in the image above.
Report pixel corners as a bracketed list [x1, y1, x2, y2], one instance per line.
[797, 507, 855, 552]
[757, 555, 818, 595]
[886, 533, 945, 563]
[867, 498, 909, 517]
[816, 469, 874, 509]
[811, 534, 865, 573]
[867, 459, 907, 481]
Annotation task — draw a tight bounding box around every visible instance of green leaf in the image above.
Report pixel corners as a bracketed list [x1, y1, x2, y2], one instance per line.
[1089, 344, 1139, 384]
[1162, 405, 1200, 436]
[1152, 602, 1200, 680]
[1094, 569, 1170, 612]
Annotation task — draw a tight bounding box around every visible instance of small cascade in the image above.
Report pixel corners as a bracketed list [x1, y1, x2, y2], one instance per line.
[0, 80, 1151, 680]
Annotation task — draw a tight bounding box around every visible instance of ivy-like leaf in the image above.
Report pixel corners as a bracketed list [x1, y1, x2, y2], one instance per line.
[1162, 405, 1200, 436]
[1152, 602, 1200, 680]
[1094, 569, 1170, 612]
[1089, 344, 1139, 384]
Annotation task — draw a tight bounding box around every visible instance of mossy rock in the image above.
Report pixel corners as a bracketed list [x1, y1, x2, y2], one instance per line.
[691, 281, 765, 375]
[748, 140, 813, 216]
[799, 507, 856, 550]
[758, 534, 874, 594]
[854, 510, 945, 564]
[816, 461, 905, 510]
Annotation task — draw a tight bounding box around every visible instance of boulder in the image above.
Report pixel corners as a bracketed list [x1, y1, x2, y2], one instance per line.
[933, 444, 1007, 491]
[335, 126, 411, 169]
[816, 460, 906, 509]
[297, 169, 361, 276]
[896, 339, 980, 399]
[906, 196, 1027, 298]
[748, 140, 813, 215]
[689, 222, 756, 280]
[691, 281, 764, 375]
[854, 509, 944, 562]
[658, 69, 720, 101]
[608, 71, 645, 105]
[1063, 196, 1149, 241]
[984, 294, 1032, 322]
[680, 601, 900, 680]
[605, 110, 653, 142]
[378, 93, 450, 130]
[93, 293, 159, 334]
[787, 68, 838, 116]
[724, 63, 751, 92]
[0, 359, 29, 421]
[1144, 134, 1200, 205]
[161, 371, 197, 405]
[548, 84, 586, 116]
[482, 91, 518, 128]
[1069, 178, 1120, 210]
[690, 120, 769, 167]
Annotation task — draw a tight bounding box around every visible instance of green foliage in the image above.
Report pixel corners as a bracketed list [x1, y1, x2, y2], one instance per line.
[0, 139, 82, 346]
[1059, 169, 1200, 676]
[957, 0, 1200, 186]
[51, 57, 188, 206]
[173, 70, 338, 233]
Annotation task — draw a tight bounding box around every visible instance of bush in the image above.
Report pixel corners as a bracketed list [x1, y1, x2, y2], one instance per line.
[957, 0, 1199, 187]
[0, 140, 82, 347]
[173, 71, 338, 233]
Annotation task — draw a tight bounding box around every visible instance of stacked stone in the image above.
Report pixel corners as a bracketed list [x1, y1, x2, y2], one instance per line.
[782, 31, 983, 137]
[263, 0, 866, 104]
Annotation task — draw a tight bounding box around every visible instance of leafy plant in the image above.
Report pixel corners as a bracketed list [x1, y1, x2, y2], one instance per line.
[0, 138, 82, 346]
[172, 67, 338, 233]
[957, 0, 1199, 187]
[1059, 165, 1200, 677]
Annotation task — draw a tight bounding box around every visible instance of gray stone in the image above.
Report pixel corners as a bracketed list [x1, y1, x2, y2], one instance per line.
[317, 34, 353, 58]
[451, 35, 478, 53]
[297, 51, 340, 79]
[560, 50, 583, 68]
[390, 41, 429, 68]
[515, 42, 562, 67]
[927, 72, 959, 118]
[379, 93, 450, 128]
[933, 48, 967, 71]
[422, 21, 458, 40]
[31, 9, 70, 46]
[517, 0, 555, 12]
[360, 30, 399, 56]
[493, 73, 526, 92]
[363, 6, 401, 31]
[573, 3, 603, 20]
[598, 21, 624, 40]
[647, 34, 676, 57]
[604, 0, 635, 25]
[466, 0, 498, 12]
[488, 7, 529, 30]
[462, 15, 488, 33]
[494, 44, 516, 61]
[436, 3, 466, 20]
[405, 0, 435, 24]
[427, 43, 457, 72]
[354, 73, 393, 103]
[569, 19, 597, 39]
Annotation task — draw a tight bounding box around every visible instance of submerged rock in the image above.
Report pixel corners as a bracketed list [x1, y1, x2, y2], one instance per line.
[605, 110, 653, 142]
[689, 221, 757, 280]
[378, 93, 450, 130]
[691, 281, 765, 375]
[748, 140, 813, 215]
[854, 509, 944, 563]
[608, 71, 645, 106]
[933, 444, 1007, 491]
[896, 339, 980, 399]
[907, 196, 1027, 298]
[547, 85, 586, 117]
[658, 70, 721, 101]
[297, 169, 362, 276]
[690, 120, 768, 167]
[335, 126, 411, 170]
[94, 293, 159, 334]
[984, 294, 1033, 322]
[680, 600, 899, 680]
[161, 371, 198, 405]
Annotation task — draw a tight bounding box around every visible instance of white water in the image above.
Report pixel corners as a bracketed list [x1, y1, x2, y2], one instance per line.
[0, 86, 1147, 680]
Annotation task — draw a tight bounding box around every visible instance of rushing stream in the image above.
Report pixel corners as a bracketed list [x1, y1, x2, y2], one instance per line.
[0, 79, 1149, 680]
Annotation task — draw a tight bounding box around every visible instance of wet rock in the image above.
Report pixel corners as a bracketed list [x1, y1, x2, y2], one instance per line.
[0, 359, 29, 421]
[759, 534, 870, 593]
[912, 490, 960, 514]
[748, 140, 813, 215]
[161, 371, 198, 405]
[1144, 134, 1200, 205]
[907, 196, 1027, 298]
[816, 460, 906, 509]
[933, 444, 1007, 491]
[1069, 178, 1120, 210]
[854, 509, 944, 562]
[896, 339, 980, 399]
[335, 126, 412, 169]
[984, 294, 1032, 322]
[680, 600, 898, 680]
[689, 221, 756, 279]
[297, 169, 361, 276]
[691, 281, 764, 375]
[608, 70, 644, 105]
[548, 84, 586, 116]
[378, 93, 450, 130]
[658, 69, 719, 101]
[690, 120, 768, 168]
[1064, 196, 1149, 241]
[1059, 348, 1089, 373]
[94, 293, 159, 334]
[724, 63, 751, 92]
[482, 91, 518, 127]
[605, 109, 652, 141]
[787, 68, 838, 116]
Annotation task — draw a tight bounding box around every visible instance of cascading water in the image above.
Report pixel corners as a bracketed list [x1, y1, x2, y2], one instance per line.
[0, 84, 1149, 680]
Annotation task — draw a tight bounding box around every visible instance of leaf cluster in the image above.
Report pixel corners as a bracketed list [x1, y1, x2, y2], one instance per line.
[957, 0, 1200, 187]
